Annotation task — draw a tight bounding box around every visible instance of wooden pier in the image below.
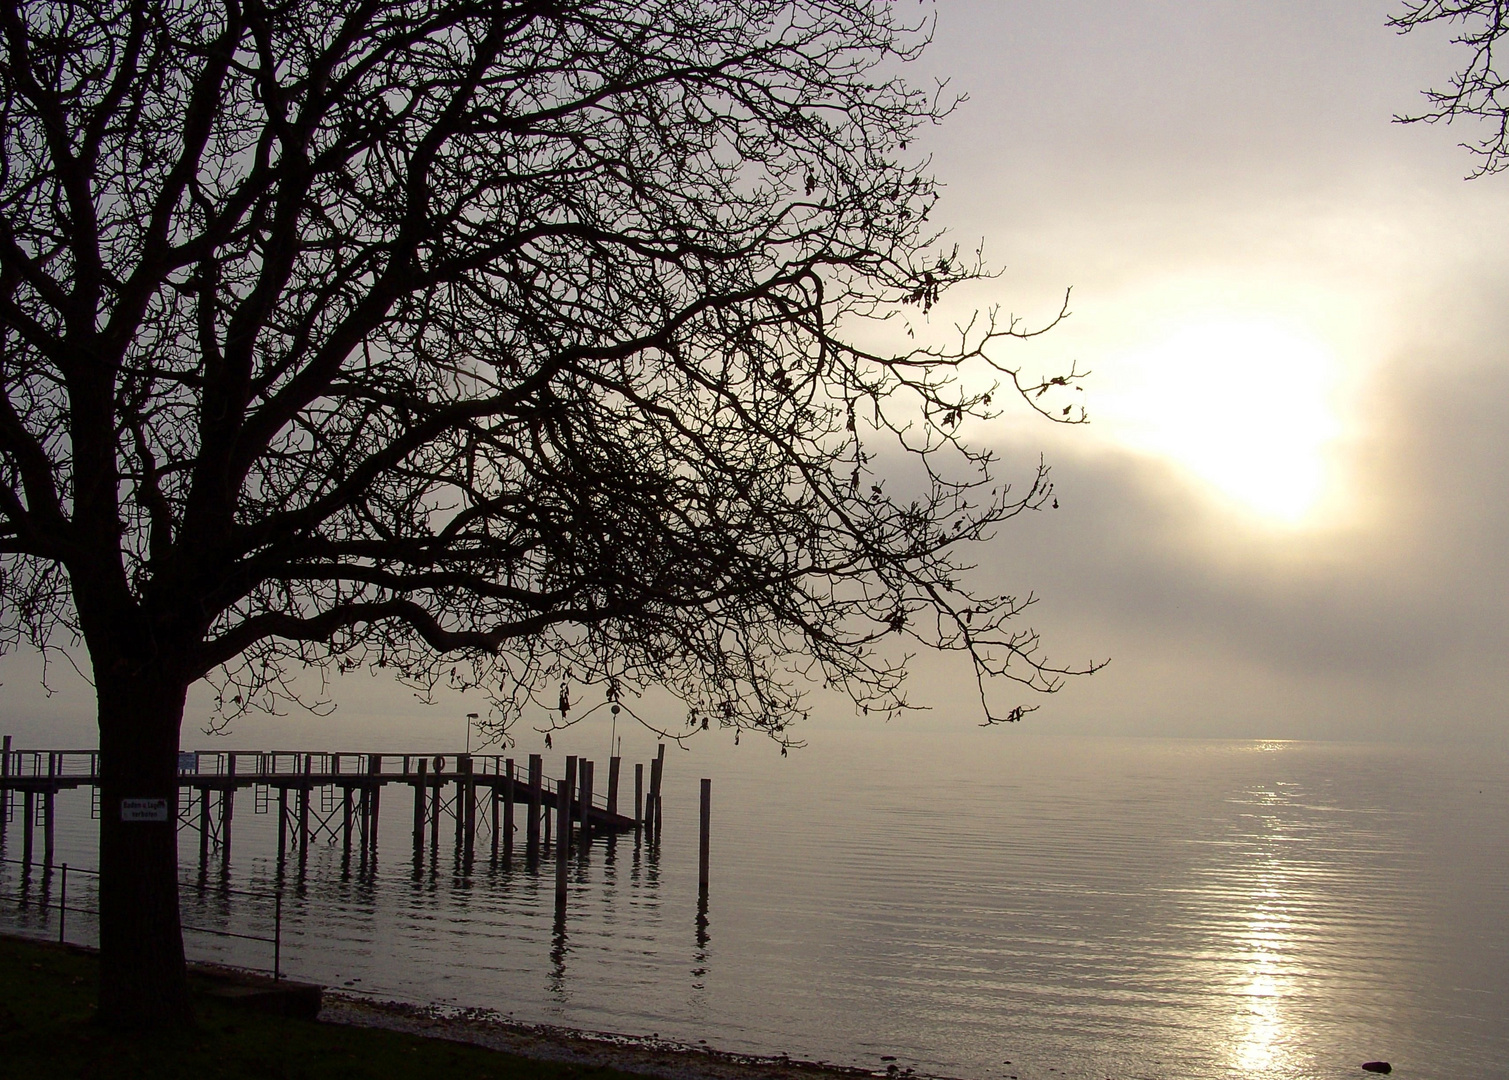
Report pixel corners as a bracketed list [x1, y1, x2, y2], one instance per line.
[0, 735, 669, 875]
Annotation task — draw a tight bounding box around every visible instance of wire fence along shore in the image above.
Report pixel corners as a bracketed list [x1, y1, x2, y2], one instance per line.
[0, 856, 285, 979]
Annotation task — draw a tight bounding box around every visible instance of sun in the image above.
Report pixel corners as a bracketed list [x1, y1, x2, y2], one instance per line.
[1096, 316, 1347, 526]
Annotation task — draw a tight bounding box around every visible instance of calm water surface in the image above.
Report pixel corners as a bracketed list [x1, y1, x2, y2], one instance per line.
[3, 730, 1505, 1080]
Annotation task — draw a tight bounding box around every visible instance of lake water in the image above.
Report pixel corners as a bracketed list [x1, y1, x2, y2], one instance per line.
[2, 730, 1506, 1080]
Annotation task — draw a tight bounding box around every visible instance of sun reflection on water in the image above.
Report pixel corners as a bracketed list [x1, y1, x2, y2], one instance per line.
[1222, 783, 1305, 1077]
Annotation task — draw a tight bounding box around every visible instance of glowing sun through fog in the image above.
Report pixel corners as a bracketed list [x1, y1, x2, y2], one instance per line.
[1095, 317, 1347, 526]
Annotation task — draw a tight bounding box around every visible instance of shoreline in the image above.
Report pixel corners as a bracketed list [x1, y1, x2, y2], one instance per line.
[1, 929, 950, 1080]
[317, 991, 944, 1080]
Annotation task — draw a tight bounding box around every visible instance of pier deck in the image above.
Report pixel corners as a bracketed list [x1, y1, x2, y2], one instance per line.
[0, 738, 668, 872]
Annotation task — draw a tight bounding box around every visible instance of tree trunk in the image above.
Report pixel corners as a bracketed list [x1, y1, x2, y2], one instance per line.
[96, 671, 194, 1028]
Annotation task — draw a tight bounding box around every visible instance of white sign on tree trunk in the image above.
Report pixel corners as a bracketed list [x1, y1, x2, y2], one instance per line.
[120, 798, 169, 822]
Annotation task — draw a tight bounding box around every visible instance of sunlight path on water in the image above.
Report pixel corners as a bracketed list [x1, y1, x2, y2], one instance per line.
[2, 732, 1504, 1080]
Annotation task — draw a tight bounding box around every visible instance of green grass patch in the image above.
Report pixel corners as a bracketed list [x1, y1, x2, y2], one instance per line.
[0, 934, 639, 1080]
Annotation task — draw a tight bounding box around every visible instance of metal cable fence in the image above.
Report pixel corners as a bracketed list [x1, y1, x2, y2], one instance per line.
[0, 856, 285, 979]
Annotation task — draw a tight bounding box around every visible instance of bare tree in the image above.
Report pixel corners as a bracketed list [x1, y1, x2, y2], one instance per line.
[1393, 1, 1509, 175]
[0, 0, 1092, 1026]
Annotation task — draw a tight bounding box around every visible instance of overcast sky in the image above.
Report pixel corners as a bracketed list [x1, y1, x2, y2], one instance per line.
[3, 1, 1505, 751]
[903, 0, 1509, 745]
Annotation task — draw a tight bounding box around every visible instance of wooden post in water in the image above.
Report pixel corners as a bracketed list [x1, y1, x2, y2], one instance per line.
[607, 756, 621, 818]
[1, 735, 10, 848]
[368, 755, 381, 856]
[655, 743, 666, 837]
[358, 784, 370, 860]
[634, 762, 644, 836]
[554, 775, 570, 907]
[490, 774, 501, 862]
[222, 753, 236, 862]
[198, 785, 211, 866]
[563, 756, 577, 855]
[462, 754, 476, 866]
[647, 745, 664, 842]
[527, 754, 542, 854]
[276, 786, 288, 864]
[699, 778, 711, 892]
[579, 759, 593, 844]
[503, 758, 516, 860]
[43, 754, 56, 864]
[342, 785, 354, 863]
[429, 755, 443, 856]
[22, 788, 33, 866]
[413, 757, 427, 859]
[298, 755, 311, 865]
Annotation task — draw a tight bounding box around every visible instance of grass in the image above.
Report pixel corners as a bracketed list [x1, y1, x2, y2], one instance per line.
[0, 933, 642, 1080]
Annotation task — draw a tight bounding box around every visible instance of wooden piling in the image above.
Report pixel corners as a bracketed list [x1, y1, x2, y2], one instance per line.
[503, 758, 515, 860]
[655, 743, 666, 834]
[429, 755, 442, 856]
[527, 754, 542, 853]
[276, 786, 288, 863]
[358, 787, 370, 859]
[1, 735, 10, 846]
[563, 756, 577, 856]
[198, 786, 211, 864]
[462, 754, 476, 865]
[490, 775, 500, 862]
[222, 753, 236, 859]
[43, 753, 55, 863]
[413, 757, 427, 857]
[342, 785, 353, 863]
[22, 789, 33, 866]
[368, 756, 381, 856]
[634, 762, 644, 835]
[647, 746, 664, 841]
[579, 759, 593, 844]
[699, 778, 711, 891]
[299, 754, 312, 864]
[554, 776, 570, 906]
[607, 756, 621, 818]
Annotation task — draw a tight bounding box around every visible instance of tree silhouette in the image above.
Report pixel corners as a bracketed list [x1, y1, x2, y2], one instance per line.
[1, 0, 1090, 1025]
[1393, 1, 1509, 175]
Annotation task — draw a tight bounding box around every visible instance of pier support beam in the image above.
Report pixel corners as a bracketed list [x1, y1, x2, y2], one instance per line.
[554, 774, 570, 907]
[198, 787, 210, 867]
[367, 755, 381, 859]
[413, 758, 427, 860]
[462, 754, 476, 867]
[429, 756, 443, 859]
[44, 753, 56, 864]
[222, 755, 237, 865]
[342, 786, 353, 864]
[563, 757, 577, 857]
[634, 763, 643, 838]
[699, 778, 711, 892]
[22, 789, 34, 866]
[503, 759, 515, 862]
[1, 735, 10, 850]
[298, 755, 311, 868]
[579, 759, 594, 846]
[276, 787, 288, 865]
[527, 754, 542, 856]
[646, 745, 664, 843]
